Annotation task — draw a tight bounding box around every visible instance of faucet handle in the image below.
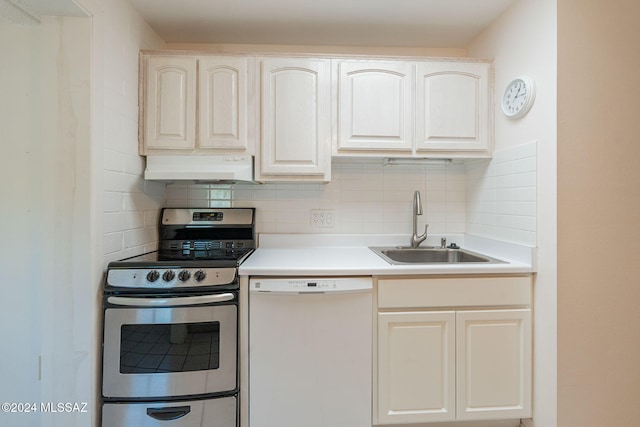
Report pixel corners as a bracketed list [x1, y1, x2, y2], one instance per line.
[418, 224, 429, 246]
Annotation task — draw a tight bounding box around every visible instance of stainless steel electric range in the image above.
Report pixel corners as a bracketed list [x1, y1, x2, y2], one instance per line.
[101, 208, 255, 427]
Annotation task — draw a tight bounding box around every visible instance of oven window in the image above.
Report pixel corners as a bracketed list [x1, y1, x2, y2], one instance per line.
[119, 322, 220, 374]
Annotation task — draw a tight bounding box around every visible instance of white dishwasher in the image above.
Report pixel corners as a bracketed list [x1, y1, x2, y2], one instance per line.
[249, 277, 372, 427]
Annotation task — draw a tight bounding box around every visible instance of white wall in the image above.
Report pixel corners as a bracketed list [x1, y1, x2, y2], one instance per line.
[1, 21, 46, 422]
[98, 0, 166, 266]
[166, 42, 466, 58]
[0, 16, 92, 427]
[467, 0, 557, 426]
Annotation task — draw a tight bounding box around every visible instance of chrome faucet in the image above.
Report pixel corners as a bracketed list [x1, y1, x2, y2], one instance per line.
[410, 190, 428, 248]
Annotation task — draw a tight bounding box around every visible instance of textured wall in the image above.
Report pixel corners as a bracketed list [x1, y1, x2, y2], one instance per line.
[558, 0, 640, 425]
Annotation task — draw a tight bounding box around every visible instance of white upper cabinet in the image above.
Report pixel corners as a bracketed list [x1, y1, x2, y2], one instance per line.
[337, 60, 414, 152]
[140, 54, 253, 155]
[257, 58, 331, 182]
[143, 55, 197, 150]
[198, 57, 250, 151]
[140, 53, 494, 177]
[416, 61, 491, 153]
[335, 59, 492, 158]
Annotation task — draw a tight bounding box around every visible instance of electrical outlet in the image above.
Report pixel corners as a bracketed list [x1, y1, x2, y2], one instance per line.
[310, 209, 334, 227]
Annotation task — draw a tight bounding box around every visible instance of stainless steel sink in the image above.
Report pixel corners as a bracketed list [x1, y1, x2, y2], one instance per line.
[369, 246, 504, 265]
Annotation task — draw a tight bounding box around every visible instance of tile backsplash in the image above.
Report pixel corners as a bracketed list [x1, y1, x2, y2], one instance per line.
[165, 141, 537, 246]
[166, 159, 466, 235]
[466, 141, 537, 246]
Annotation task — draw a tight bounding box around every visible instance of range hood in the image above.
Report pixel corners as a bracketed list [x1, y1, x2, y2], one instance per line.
[144, 155, 256, 183]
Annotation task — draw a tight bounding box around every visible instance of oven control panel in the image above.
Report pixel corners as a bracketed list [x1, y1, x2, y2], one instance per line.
[106, 267, 237, 289]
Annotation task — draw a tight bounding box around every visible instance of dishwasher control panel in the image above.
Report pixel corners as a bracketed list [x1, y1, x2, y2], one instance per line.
[249, 277, 372, 293]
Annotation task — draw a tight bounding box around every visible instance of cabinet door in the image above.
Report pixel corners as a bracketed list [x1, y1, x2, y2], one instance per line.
[456, 309, 532, 420]
[338, 61, 414, 152]
[259, 58, 331, 181]
[378, 311, 455, 424]
[416, 61, 490, 153]
[198, 57, 250, 151]
[144, 56, 197, 150]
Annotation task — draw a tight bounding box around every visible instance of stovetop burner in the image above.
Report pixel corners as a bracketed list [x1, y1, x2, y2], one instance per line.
[108, 247, 254, 269]
[104, 208, 256, 292]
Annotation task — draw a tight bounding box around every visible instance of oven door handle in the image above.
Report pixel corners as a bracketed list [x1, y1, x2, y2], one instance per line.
[107, 293, 235, 307]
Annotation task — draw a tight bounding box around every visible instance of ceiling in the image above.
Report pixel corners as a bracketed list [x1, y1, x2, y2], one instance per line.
[127, 0, 518, 48]
[0, 0, 85, 25]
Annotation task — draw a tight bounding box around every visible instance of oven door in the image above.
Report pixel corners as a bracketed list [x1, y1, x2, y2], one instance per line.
[102, 293, 237, 400]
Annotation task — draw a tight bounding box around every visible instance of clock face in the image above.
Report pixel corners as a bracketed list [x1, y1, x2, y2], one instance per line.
[502, 76, 535, 118]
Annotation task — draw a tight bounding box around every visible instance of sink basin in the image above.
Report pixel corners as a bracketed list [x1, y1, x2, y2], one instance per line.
[369, 246, 504, 265]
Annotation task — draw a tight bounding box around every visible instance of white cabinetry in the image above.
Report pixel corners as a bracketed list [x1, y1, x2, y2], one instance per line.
[198, 57, 250, 151]
[143, 55, 197, 151]
[140, 53, 494, 180]
[416, 61, 490, 153]
[257, 58, 331, 182]
[456, 309, 531, 421]
[376, 276, 531, 424]
[336, 59, 492, 158]
[378, 311, 456, 423]
[140, 54, 252, 154]
[337, 61, 414, 152]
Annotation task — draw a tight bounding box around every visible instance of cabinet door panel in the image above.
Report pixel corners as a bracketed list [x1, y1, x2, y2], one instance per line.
[144, 56, 196, 149]
[198, 57, 248, 150]
[338, 61, 413, 151]
[378, 311, 455, 424]
[416, 62, 490, 152]
[456, 309, 532, 420]
[259, 58, 330, 179]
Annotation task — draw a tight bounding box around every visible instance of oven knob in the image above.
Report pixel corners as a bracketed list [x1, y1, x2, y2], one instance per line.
[194, 270, 207, 282]
[162, 270, 176, 282]
[178, 270, 191, 282]
[146, 270, 160, 282]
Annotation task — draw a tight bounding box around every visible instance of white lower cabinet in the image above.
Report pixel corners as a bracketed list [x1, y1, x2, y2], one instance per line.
[456, 309, 532, 421]
[378, 311, 456, 423]
[376, 276, 532, 425]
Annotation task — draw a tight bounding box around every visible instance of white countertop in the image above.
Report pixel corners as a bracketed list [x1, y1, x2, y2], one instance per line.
[239, 234, 536, 276]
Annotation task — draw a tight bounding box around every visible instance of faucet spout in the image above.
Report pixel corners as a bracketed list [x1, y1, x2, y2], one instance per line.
[414, 190, 423, 216]
[411, 190, 428, 248]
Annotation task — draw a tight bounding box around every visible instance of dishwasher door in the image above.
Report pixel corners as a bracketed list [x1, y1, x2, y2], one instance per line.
[248, 277, 372, 427]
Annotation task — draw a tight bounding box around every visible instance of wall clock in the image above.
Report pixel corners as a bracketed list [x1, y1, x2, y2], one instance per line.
[502, 75, 536, 118]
